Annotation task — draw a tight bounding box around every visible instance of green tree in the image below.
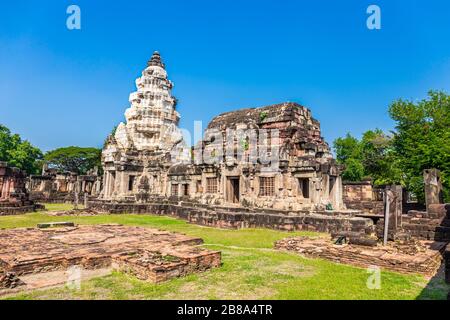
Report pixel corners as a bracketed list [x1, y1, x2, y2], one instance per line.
[333, 133, 361, 163]
[389, 90, 450, 203]
[360, 129, 401, 186]
[333, 130, 401, 185]
[334, 133, 364, 181]
[341, 158, 365, 181]
[0, 124, 43, 174]
[44, 147, 102, 175]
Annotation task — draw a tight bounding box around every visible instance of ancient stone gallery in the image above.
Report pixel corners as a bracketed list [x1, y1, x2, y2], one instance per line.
[98, 52, 344, 213]
[0, 162, 39, 215]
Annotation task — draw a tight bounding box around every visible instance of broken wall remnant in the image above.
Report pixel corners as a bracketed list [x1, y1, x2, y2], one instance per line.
[424, 169, 444, 212]
[342, 180, 385, 215]
[275, 236, 446, 276]
[0, 162, 39, 215]
[0, 224, 221, 289]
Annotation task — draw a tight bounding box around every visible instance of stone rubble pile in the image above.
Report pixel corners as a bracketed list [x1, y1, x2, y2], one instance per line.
[275, 236, 446, 276]
[0, 224, 221, 290]
[0, 272, 25, 289]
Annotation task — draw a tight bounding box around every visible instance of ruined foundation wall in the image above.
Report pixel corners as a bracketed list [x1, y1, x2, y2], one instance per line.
[88, 199, 375, 235]
[275, 237, 446, 276]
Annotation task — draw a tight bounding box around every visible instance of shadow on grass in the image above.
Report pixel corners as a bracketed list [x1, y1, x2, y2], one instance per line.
[416, 263, 450, 300]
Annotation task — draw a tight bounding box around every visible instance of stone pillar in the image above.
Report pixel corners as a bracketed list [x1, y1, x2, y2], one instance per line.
[103, 172, 110, 199]
[311, 177, 321, 206]
[424, 169, 443, 212]
[120, 171, 128, 195]
[2, 178, 11, 199]
[330, 176, 344, 210]
[84, 193, 88, 208]
[0, 177, 3, 200]
[383, 185, 403, 242]
[103, 171, 108, 199]
[101, 172, 107, 198]
[110, 172, 116, 197]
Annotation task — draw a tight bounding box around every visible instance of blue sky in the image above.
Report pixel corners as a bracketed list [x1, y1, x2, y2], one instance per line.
[1, 0, 449, 152]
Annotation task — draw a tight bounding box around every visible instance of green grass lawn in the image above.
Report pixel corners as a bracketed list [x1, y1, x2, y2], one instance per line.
[1, 203, 448, 300]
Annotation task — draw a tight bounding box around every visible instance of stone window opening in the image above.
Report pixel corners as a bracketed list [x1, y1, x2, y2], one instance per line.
[259, 177, 275, 197]
[298, 178, 310, 199]
[128, 176, 135, 192]
[182, 184, 189, 197]
[171, 184, 178, 197]
[206, 177, 218, 194]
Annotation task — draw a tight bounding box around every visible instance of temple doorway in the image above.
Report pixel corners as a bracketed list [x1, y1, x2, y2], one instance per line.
[226, 177, 240, 204]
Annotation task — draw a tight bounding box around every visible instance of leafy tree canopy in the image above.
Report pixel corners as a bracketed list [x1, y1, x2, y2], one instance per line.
[0, 124, 43, 174]
[334, 90, 450, 203]
[389, 90, 450, 203]
[44, 146, 102, 175]
[334, 129, 400, 185]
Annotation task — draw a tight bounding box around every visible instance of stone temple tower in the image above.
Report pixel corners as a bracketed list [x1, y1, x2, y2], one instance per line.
[114, 51, 185, 152]
[101, 52, 189, 201]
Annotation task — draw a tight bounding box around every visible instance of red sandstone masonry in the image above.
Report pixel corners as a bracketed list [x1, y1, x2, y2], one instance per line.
[88, 200, 375, 236]
[0, 225, 221, 288]
[275, 236, 446, 276]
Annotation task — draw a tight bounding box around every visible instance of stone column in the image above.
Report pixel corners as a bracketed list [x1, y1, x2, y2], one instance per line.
[2, 178, 11, 199]
[424, 169, 444, 212]
[120, 171, 128, 195]
[383, 185, 403, 242]
[110, 172, 116, 196]
[103, 172, 110, 199]
[310, 177, 322, 207]
[330, 176, 344, 210]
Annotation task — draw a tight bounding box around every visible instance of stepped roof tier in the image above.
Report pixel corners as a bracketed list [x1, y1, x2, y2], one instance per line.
[104, 51, 188, 159]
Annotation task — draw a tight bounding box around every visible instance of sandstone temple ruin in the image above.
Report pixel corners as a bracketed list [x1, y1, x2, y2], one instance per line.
[88, 53, 449, 287]
[0, 162, 39, 215]
[1, 52, 449, 298]
[28, 165, 102, 203]
[97, 51, 344, 212]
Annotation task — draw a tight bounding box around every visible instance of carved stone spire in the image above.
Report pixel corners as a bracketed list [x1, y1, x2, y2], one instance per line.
[147, 51, 165, 69]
